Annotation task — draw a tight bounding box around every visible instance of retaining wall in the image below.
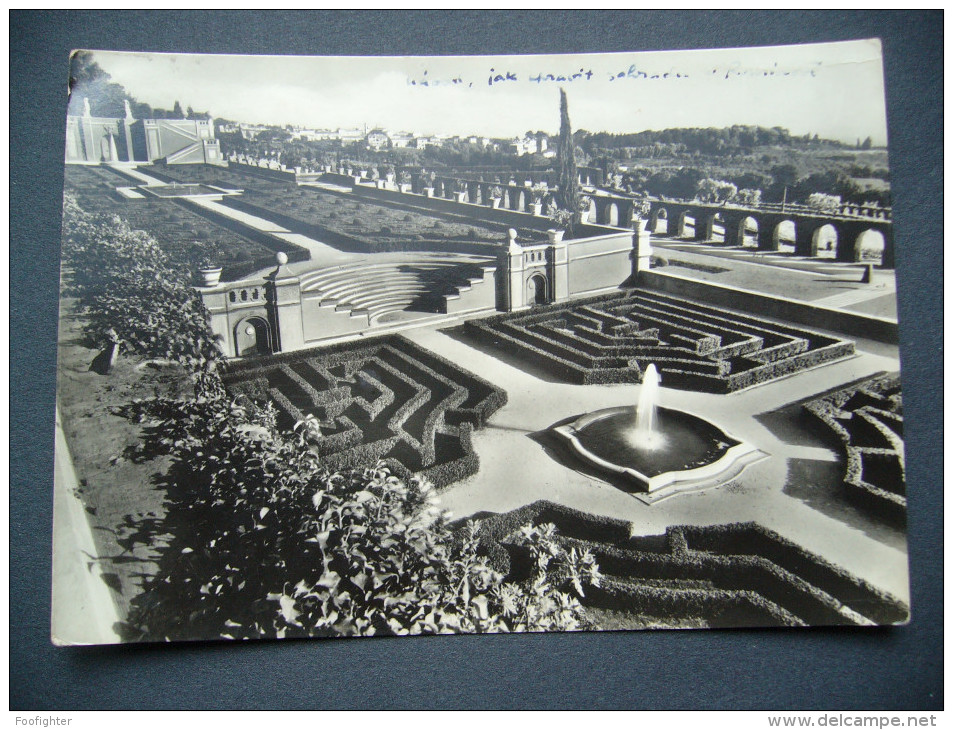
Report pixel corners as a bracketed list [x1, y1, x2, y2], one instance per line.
[639, 270, 898, 344]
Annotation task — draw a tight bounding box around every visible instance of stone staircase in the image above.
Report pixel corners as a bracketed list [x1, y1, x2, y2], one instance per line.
[298, 255, 498, 324]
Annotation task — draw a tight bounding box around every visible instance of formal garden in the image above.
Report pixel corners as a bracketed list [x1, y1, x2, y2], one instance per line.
[57, 165, 909, 642]
[63, 166, 288, 279]
[153, 163, 547, 253]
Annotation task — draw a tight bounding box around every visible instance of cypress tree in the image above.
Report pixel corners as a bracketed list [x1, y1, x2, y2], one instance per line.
[556, 88, 581, 216]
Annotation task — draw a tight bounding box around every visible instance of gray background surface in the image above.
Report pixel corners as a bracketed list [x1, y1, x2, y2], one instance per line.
[10, 10, 942, 710]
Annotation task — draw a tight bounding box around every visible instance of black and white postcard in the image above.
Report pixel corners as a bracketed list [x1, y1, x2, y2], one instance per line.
[53, 40, 909, 645]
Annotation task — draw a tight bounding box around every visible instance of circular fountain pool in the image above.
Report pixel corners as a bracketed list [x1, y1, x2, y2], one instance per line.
[553, 405, 761, 497]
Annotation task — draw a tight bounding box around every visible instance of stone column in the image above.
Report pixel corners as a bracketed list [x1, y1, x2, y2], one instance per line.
[721, 215, 743, 247]
[757, 219, 779, 251]
[694, 212, 713, 242]
[795, 223, 818, 257]
[670, 211, 685, 238]
[619, 200, 635, 228]
[197, 286, 231, 357]
[634, 221, 653, 278]
[834, 224, 856, 262]
[123, 118, 136, 162]
[549, 239, 569, 302]
[269, 257, 305, 353]
[504, 230, 526, 311]
[881, 227, 895, 269]
[467, 181, 480, 204]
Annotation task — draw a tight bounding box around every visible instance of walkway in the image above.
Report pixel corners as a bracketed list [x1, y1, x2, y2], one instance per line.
[51, 408, 122, 645]
[404, 324, 909, 603]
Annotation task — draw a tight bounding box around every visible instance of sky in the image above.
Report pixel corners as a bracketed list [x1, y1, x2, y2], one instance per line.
[87, 40, 889, 145]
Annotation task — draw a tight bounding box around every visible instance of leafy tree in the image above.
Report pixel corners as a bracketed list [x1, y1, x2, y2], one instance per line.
[172, 100, 185, 118]
[807, 192, 843, 213]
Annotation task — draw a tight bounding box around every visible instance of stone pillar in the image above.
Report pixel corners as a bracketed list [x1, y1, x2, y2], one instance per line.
[467, 181, 480, 204]
[722, 216, 744, 247]
[269, 259, 305, 353]
[634, 220, 652, 277]
[795, 223, 818, 257]
[670, 211, 685, 238]
[81, 117, 97, 162]
[834, 224, 856, 262]
[197, 286, 231, 357]
[549, 239, 569, 303]
[694, 213, 713, 242]
[881, 227, 895, 269]
[757, 220, 779, 251]
[619, 200, 635, 228]
[123, 118, 136, 162]
[504, 230, 527, 311]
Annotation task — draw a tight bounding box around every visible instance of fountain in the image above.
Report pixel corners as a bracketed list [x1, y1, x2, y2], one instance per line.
[553, 364, 761, 499]
[631, 363, 663, 450]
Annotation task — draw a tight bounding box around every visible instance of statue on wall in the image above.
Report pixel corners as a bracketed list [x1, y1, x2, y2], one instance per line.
[83, 97, 91, 117]
[124, 100, 133, 119]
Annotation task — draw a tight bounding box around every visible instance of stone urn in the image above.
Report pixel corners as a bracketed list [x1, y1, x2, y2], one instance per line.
[491, 197, 502, 209]
[199, 265, 222, 287]
[547, 229, 565, 243]
[424, 187, 435, 198]
[455, 191, 468, 204]
[531, 202, 543, 216]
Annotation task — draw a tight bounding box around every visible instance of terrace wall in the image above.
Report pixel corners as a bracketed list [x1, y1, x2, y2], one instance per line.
[639, 269, 899, 344]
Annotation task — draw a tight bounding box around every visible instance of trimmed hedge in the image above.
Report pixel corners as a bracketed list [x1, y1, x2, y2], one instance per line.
[468, 503, 908, 628]
[222, 334, 505, 489]
[466, 290, 855, 392]
[803, 374, 906, 525]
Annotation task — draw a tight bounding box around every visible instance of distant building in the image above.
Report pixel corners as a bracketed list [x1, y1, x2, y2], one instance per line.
[65, 99, 223, 165]
[365, 128, 391, 150]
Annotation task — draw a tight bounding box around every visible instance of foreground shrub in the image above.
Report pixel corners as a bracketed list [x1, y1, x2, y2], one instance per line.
[119, 393, 599, 641]
[61, 194, 223, 377]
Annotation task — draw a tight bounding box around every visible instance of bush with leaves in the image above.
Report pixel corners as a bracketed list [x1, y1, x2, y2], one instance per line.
[61, 194, 223, 377]
[119, 391, 600, 641]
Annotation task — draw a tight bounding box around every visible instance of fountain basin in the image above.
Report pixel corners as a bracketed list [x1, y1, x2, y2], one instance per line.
[554, 405, 760, 496]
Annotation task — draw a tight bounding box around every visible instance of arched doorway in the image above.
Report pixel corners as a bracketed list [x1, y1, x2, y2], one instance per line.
[608, 202, 620, 226]
[711, 212, 726, 244]
[527, 273, 548, 305]
[813, 224, 839, 260]
[740, 216, 758, 248]
[773, 220, 796, 254]
[856, 229, 886, 266]
[651, 208, 668, 235]
[235, 316, 272, 358]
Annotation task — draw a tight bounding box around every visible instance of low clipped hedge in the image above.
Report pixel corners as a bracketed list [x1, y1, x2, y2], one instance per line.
[467, 290, 854, 392]
[470, 503, 908, 628]
[223, 334, 505, 489]
[586, 576, 803, 628]
[679, 522, 909, 624]
[803, 374, 907, 526]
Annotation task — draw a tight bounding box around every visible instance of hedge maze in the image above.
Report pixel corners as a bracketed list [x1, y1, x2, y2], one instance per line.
[804, 374, 905, 524]
[222, 335, 506, 488]
[474, 501, 909, 628]
[466, 290, 855, 392]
